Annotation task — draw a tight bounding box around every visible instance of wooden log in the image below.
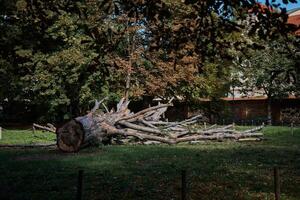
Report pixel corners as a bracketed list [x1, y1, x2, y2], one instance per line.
[176, 132, 263, 143]
[56, 119, 85, 152]
[164, 114, 203, 128]
[118, 121, 163, 135]
[139, 120, 160, 129]
[33, 123, 56, 133]
[205, 124, 217, 130]
[143, 141, 161, 145]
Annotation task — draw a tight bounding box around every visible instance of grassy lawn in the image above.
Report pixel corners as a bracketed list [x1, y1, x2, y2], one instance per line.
[0, 129, 56, 145]
[0, 126, 299, 200]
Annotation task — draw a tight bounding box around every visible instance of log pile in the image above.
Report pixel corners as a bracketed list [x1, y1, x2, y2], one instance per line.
[55, 98, 264, 152]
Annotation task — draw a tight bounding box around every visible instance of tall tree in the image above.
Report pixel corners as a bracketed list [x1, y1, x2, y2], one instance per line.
[232, 37, 297, 124]
[0, 0, 298, 122]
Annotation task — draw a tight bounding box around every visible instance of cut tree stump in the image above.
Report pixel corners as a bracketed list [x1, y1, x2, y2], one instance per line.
[56, 97, 265, 152]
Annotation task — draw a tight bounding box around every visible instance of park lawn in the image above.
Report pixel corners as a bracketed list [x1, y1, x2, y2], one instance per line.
[0, 126, 299, 200]
[0, 129, 56, 145]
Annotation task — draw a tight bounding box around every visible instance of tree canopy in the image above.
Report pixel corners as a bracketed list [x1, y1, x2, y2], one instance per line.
[0, 0, 298, 122]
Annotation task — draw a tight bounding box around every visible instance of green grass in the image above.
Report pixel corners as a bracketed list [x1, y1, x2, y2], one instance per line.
[0, 129, 56, 145]
[0, 126, 299, 200]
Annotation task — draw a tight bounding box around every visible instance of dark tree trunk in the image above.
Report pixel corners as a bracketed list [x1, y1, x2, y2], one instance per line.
[267, 98, 272, 125]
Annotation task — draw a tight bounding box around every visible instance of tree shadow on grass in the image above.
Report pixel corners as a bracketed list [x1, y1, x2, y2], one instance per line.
[0, 142, 299, 200]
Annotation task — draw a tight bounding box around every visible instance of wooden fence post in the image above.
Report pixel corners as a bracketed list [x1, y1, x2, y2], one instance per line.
[181, 170, 187, 200]
[0, 127, 2, 140]
[274, 167, 280, 200]
[77, 170, 84, 200]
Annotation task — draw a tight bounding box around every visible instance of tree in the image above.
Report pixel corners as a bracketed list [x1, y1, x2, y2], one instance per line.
[233, 37, 297, 124]
[0, 0, 298, 122]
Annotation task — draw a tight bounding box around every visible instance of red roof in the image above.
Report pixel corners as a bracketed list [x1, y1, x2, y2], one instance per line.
[222, 95, 299, 101]
[288, 15, 300, 26]
[288, 13, 300, 36]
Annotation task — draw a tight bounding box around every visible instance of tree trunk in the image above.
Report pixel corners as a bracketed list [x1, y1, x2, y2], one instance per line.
[267, 98, 272, 125]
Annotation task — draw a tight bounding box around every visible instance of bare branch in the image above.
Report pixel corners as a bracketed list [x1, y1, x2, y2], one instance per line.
[118, 121, 164, 135]
[102, 103, 109, 113]
[164, 114, 203, 128]
[205, 124, 217, 130]
[241, 124, 265, 134]
[91, 97, 108, 113]
[139, 120, 160, 129]
[33, 123, 56, 133]
[118, 103, 173, 122]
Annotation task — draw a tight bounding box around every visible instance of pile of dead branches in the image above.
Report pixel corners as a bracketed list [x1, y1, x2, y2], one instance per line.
[51, 97, 264, 152]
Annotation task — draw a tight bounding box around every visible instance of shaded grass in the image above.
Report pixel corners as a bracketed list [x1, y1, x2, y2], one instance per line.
[0, 126, 299, 199]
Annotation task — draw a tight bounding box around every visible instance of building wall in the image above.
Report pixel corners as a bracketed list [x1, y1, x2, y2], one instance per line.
[229, 99, 268, 121]
[168, 98, 300, 125]
[222, 98, 300, 124]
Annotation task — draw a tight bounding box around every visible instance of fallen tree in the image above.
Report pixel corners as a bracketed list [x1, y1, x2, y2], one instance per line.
[55, 98, 264, 152]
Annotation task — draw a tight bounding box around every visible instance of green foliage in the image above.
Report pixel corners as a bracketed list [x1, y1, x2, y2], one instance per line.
[233, 37, 298, 99]
[0, 0, 298, 121]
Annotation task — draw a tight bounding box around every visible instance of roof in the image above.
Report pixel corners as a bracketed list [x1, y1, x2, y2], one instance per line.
[222, 96, 268, 101]
[287, 7, 300, 36]
[221, 95, 300, 101]
[287, 7, 300, 16]
[193, 95, 300, 102]
[288, 15, 300, 26]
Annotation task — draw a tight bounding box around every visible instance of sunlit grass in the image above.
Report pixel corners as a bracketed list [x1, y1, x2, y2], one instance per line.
[0, 129, 56, 144]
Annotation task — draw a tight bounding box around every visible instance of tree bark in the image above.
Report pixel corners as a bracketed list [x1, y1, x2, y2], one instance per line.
[267, 98, 272, 125]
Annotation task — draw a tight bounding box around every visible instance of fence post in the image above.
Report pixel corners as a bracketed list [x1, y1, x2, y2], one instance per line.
[0, 127, 2, 140]
[77, 170, 84, 200]
[181, 170, 187, 200]
[32, 124, 36, 134]
[274, 167, 280, 200]
[204, 122, 207, 130]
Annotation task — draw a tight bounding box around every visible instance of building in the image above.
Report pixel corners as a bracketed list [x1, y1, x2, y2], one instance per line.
[287, 7, 300, 36]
